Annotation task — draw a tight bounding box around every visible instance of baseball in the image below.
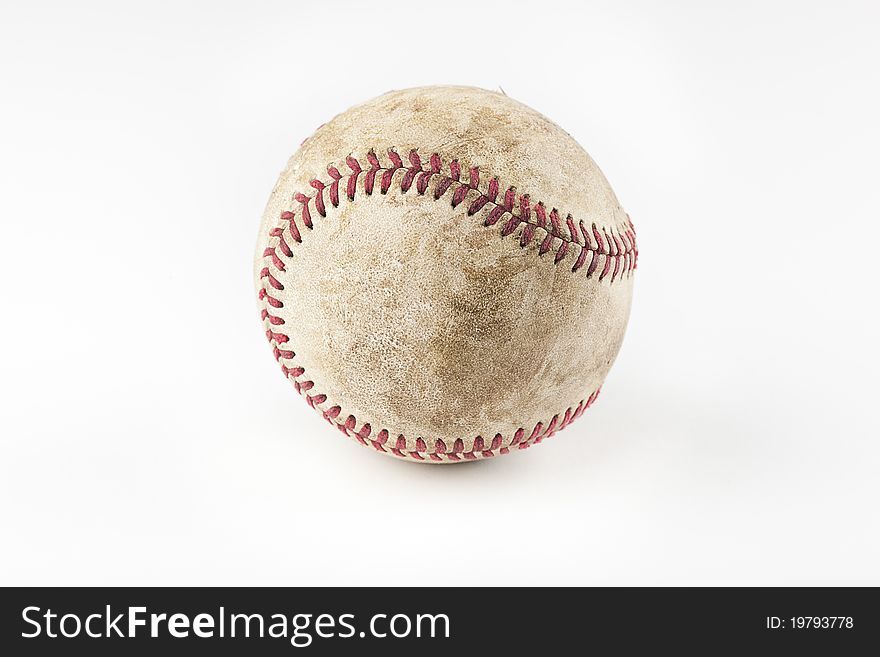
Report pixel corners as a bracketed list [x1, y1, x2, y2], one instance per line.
[255, 86, 637, 463]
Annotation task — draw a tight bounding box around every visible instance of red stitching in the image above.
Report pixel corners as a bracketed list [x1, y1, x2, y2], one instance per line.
[259, 148, 637, 460]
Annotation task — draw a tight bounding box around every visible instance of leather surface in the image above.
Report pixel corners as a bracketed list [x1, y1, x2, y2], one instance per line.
[254, 86, 636, 460]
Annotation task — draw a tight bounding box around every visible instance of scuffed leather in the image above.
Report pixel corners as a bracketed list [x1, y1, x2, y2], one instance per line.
[255, 86, 635, 460]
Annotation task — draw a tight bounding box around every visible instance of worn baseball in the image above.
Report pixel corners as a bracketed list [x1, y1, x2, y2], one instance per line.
[255, 86, 637, 463]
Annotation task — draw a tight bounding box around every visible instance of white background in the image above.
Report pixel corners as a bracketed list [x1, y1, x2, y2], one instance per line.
[1, 0, 878, 586]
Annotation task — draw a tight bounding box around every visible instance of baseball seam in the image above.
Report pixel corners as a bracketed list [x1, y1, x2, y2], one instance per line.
[258, 148, 636, 461]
